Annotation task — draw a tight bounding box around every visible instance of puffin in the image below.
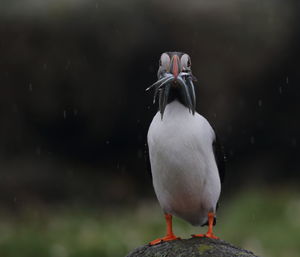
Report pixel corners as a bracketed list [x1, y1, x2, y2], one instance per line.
[146, 52, 225, 245]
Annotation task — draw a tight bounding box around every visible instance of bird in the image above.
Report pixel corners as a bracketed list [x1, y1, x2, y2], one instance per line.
[146, 51, 225, 245]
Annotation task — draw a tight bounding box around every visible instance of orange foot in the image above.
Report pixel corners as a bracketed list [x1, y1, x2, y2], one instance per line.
[192, 233, 219, 239]
[149, 234, 180, 245]
[192, 212, 219, 239]
[149, 213, 180, 245]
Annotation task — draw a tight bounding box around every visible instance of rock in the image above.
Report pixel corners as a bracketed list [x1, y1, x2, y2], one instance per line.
[126, 237, 259, 257]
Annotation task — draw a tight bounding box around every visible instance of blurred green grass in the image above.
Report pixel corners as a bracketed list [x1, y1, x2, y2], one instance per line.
[0, 187, 299, 257]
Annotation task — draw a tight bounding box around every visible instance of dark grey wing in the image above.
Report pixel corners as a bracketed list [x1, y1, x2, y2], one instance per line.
[202, 131, 226, 227]
[213, 134, 226, 184]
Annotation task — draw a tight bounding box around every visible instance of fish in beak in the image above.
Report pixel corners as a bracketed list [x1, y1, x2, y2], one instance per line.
[146, 52, 197, 118]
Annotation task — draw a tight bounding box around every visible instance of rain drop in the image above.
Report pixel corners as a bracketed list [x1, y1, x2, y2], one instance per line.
[137, 149, 143, 158]
[106, 140, 110, 145]
[65, 60, 71, 70]
[286, 77, 289, 84]
[63, 110, 67, 119]
[12, 104, 18, 113]
[258, 100, 262, 107]
[29, 83, 33, 91]
[227, 125, 233, 133]
[250, 136, 255, 144]
[36, 147, 41, 155]
[278, 86, 282, 94]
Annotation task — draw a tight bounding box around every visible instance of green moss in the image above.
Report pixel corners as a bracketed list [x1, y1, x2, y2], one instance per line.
[198, 244, 213, 254]
[237, 251, 252, 256]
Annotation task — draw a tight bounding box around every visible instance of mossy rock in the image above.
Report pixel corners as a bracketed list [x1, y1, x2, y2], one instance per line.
[126, 237, 259, 257]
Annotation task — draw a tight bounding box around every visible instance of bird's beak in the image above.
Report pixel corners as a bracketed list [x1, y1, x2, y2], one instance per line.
[169, 55, 180, 79]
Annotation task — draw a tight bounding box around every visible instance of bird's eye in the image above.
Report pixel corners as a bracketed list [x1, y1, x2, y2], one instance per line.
[160, 53, 170, 69]
[181, 54, 191, 70]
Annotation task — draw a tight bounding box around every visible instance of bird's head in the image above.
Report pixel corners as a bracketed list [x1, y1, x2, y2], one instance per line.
[147, 52, 197, 118]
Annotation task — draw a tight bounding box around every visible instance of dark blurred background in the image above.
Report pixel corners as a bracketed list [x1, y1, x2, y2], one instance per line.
[0, 0, 299, 256]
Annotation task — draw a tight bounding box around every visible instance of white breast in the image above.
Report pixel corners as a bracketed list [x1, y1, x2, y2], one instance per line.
[147, 101, 221, 226]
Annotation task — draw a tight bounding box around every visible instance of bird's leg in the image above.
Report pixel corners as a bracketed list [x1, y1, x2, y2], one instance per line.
[192, 212, 219, 239]
[149, 213, 180, 245]
[204, 212, 219, 239]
